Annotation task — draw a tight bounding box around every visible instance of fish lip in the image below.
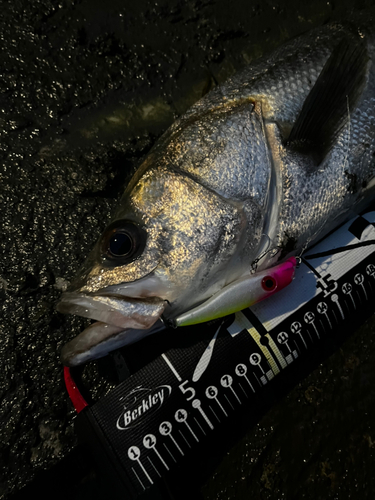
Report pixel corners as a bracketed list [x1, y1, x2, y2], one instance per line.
[56, 291, 166, 330]
[60, 320, 166, 366]
[57, 292, 167, 366]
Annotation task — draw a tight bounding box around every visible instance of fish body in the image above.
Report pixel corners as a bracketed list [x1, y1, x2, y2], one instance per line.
[58, 12, 375, 365]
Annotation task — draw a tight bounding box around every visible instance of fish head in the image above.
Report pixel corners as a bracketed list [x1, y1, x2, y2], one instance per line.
[57, 155, 249, 365]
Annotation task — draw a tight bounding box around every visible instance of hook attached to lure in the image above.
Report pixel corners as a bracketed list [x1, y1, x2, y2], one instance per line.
[173, 257, 297, 327]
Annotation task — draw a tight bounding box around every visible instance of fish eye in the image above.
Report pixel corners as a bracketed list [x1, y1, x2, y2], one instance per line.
[109, 232, 133, 257]
[101, 220, 146, 266]
[261, 276, 277, 292]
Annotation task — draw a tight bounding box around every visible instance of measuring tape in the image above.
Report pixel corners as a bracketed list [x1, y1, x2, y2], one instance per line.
[66, 210, 375, 499]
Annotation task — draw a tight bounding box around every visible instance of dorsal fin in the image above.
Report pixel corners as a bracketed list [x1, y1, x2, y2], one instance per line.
[287, 34, 368, 163]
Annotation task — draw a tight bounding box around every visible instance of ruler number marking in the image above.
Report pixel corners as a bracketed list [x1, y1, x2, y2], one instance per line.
[179, 380, 196, 401]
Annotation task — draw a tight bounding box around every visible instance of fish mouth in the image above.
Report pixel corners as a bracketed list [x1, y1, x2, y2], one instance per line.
[57, 292, 166, 366]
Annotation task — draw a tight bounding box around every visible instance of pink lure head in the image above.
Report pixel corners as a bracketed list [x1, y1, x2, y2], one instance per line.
[255, 257, 297, 303]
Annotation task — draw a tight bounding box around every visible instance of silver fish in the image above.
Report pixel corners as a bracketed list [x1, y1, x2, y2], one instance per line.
[58, 13, 375, 366]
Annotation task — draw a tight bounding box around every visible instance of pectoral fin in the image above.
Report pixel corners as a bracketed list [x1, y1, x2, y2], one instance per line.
[287, 34, 368, 163]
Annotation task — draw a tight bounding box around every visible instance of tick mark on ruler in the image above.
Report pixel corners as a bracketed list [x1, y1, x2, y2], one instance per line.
[163, 443, 176, 463]
[147, 456, 161, 477]
[224, 393, 234, 409]
[131, 467, 145, 491]
[128, 446, 153, 485]
[209, 405, 221, 422]
[194, 417, 207, 435]
[331, 293, 345, 320]
[178, 430, 191, 448]
[238, 382, 248, 398]
[161, 353, 182, 381]
[192, 399, 214, 429]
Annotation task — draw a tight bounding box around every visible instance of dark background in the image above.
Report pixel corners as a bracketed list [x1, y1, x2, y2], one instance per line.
[2, 0, 375, 498]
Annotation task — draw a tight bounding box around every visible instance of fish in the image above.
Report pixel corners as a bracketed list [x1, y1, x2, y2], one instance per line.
[57, 11, 375, 366]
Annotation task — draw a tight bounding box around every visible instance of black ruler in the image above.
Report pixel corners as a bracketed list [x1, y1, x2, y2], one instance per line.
[69, 210, 375, 499]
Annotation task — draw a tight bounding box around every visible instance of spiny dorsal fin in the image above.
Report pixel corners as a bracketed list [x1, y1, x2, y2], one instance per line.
[287, 34, 369, 163]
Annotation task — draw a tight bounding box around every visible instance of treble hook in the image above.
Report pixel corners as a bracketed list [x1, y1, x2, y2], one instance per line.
[250, 234, 280, 273]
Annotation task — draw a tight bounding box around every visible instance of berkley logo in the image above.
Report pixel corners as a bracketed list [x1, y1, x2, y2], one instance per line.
[116, 385, 172, 430]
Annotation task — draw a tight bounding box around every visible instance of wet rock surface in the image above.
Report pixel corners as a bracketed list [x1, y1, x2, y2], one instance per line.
[1, 0, 375, 498]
